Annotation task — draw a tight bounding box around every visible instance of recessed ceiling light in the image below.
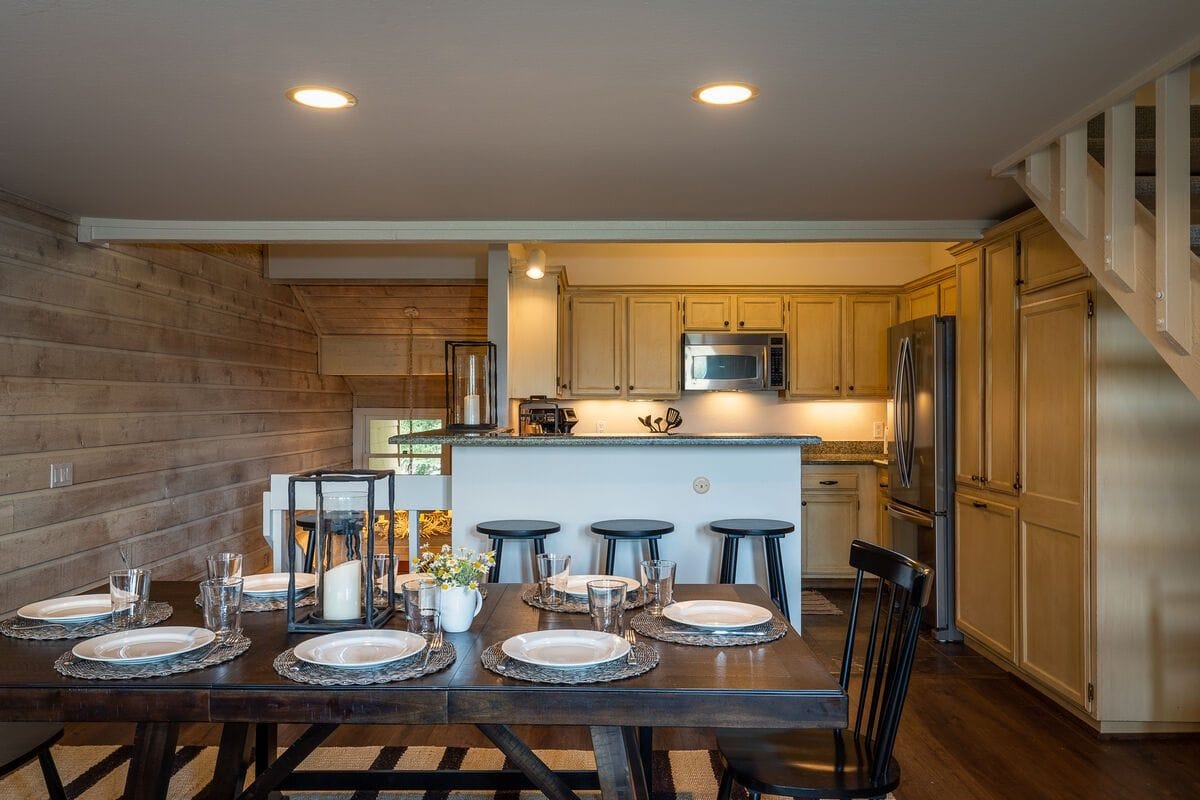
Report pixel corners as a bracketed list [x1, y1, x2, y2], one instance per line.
[286, 85, 358, 110]
[691, 82, 759, 106]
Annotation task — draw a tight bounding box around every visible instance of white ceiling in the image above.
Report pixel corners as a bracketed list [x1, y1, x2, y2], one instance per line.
[1, 1, 1197, 225]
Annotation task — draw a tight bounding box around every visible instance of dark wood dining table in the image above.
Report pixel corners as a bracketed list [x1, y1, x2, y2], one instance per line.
[0, 581, 847, 800]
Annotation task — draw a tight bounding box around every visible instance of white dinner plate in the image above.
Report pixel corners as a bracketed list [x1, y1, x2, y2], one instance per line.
[18, 594, 113, 623]
[293, 630, 427, 669]
[501, 630, 630, 669]
[380, 572, 433, 590]
[72, 626, 216, 664]
[242, 573, 317, 597]
[560, 575, 641, 597]
[662, 600, 774, 630]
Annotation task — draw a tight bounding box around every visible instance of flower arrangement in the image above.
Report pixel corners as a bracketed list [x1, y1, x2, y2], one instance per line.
[416, 545, 495, 591]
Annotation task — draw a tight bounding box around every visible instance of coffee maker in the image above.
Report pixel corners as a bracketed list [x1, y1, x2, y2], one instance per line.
[517, 396, 578, 435]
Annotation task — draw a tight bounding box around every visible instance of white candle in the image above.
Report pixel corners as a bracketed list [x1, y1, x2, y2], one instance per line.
[323, 559, 362, 620]
[464, 394, 481, 425]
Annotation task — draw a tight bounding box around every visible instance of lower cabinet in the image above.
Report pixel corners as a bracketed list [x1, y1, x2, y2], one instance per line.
[801, 467, 874, 579]
[954, 490, 1018, 662]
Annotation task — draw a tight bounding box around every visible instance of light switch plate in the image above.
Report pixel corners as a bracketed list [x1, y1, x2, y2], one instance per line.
[873, 421, 885, 440]
[50, 463, 73, 488]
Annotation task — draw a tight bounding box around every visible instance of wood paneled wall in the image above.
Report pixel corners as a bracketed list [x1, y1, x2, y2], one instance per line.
[0, 191, 353, 614]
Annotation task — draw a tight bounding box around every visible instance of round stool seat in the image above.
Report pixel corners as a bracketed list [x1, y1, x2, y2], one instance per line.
[710, 518, 795, 538]
[476, 519, 561, 539]
[590, 519, 674, 538]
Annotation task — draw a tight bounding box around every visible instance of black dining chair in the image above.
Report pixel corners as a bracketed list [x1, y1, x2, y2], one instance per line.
[715, 539, 933, 800]
[0, 722, 67, 800]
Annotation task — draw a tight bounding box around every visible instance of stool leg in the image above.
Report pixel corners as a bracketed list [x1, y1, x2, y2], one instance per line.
[728, 537, 741, 583]
[762, 538, 779, 609]
[766, 538, 790, 621]
[648, 538, 660, 561]
[638, 726, 653, 785]
[489, 538, 503, 583]
[718, 536, 731, 583]
[531, 536, 546, 583]
[604, 538, 616, 576]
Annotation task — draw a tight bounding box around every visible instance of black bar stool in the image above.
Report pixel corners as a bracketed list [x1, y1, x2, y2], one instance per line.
[0, 723, 66, 800]
[712, 518, 795, 621]
[476, 520, 561, 582]
[590, 519, 674, 575]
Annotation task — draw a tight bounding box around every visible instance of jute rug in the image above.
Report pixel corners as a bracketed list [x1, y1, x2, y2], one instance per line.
[1, 745, 892, 799]
[800, 590, 842, 615]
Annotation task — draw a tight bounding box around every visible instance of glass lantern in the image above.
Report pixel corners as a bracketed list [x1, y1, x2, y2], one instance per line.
[286, 469, 396, 633]
[445, 340, 498, 432]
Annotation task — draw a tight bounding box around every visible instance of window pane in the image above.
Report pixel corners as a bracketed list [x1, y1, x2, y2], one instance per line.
[369, 419, 400, 455]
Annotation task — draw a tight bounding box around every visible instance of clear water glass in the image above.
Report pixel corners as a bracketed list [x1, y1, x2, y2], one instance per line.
[409, 608, 441, 646]
[403, 578, 438, 624]
[641, 559, 676, 616]
[110, 568, 151, 630]
[372, 554, 396, 610]
[536, 553, 571, 608]
[206, 552, 243, 581]
[200, 577, 243, 640]
[587, 579, 627, 634]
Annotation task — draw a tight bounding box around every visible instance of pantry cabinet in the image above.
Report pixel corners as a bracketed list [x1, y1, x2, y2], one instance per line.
[955, 490, 1019, 662]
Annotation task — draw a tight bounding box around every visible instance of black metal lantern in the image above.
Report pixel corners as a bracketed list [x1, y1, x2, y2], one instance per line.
[445, 340, 498, 432]
[286, 469, 396, 633]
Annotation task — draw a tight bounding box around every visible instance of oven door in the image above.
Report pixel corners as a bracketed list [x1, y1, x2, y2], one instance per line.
[683, 344, 766, 391]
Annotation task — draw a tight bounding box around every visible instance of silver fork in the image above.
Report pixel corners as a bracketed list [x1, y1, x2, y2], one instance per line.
[421, 630, 444, 672]
[623, 628, 637, 664]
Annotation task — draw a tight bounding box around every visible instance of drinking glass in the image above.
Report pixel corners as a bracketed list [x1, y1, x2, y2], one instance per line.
[372, 554, 396, 610]
[641, 559, 676, 616]
[200, 577, 244, 640]
[587, 579, 627, 634]
[110, 568, 151, 630]
[403, 578, 438, 625]
[206, 552, 243, 581]
[410, 608, 441, 649]
[536, 553, 571, 608]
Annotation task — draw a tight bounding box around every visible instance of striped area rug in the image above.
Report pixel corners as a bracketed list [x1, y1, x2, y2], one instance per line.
[0, 745, 892, 799]
[801, 590, 842, 615]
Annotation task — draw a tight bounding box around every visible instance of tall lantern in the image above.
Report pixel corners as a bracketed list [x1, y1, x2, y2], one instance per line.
[445, 341, 498, 432]
[286, 469, 396, 633]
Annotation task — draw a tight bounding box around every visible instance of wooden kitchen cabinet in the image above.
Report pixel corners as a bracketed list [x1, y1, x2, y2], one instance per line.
[906, 284, 939, 320]
[1019, 219, 1087, 294]
[801, 491, 859, 578]
[955, 246, 984, 486]
[736, 294, 785, 330]
[842, 294, 896, 398]
[626, 294, 680, 398]
[787, 294, 842, 398]
[683, 293, 784, 331]
[568, 294, 623, 396]
[955, 491, 1018, 663]
[939, 277, 957, 315]
[682, 294, 732, 330]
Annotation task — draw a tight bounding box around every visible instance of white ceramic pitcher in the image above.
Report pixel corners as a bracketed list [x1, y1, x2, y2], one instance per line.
[439, 586, 483, 632]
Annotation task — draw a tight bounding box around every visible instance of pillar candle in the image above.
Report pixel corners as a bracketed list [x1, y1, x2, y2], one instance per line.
[323, 559, 362, 620]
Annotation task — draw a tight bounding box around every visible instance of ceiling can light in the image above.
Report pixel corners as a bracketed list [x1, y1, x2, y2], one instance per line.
[691, 81, 759, 106]
[524, 248, 547, 280]
[285, 85, 358, 109]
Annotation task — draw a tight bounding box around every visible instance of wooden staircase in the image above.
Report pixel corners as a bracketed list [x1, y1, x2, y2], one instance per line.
[995, 58, 1200, 401]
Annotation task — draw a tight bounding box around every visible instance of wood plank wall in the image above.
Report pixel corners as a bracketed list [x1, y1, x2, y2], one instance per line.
[0, 191, 353, 614]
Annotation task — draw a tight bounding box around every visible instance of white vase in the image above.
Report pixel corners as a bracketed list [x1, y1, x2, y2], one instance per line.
[439, 586, 482, 632]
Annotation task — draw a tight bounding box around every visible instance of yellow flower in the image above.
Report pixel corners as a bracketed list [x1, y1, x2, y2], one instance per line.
[468, 581, 478, 591]
[440, 582, 451, 591]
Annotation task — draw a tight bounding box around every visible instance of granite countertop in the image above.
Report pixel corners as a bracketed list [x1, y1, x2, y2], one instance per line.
[805, 453, 889, 465]
[389, 430, 823, 447]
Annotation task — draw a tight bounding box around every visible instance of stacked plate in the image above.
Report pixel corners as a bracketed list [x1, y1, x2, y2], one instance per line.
[558, 575, 640, 599]
[72, 626, 215, 664]
[293, 630, 427, 669]
[18, 595, 113, 624]
[662, 600, 774, 632]
[500, 630, 630, 669]
[242, 572, 317, 598]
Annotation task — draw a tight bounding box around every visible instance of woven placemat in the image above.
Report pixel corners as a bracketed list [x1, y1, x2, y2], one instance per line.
[1, 601, 174, 641]
[272, 641, 456, 686]
[481, 641, 658, 684]
[630, 612, 787, 646]
[194, 593, 317, 613]
[53, 633, 250, 680]
[519, 586, 646, 615]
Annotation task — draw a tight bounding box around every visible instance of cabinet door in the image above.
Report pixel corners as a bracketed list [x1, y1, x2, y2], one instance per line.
[1019, 289, 1090, 707]
[508, 273, 561, 399]
[939, 278, 957, 316]
[955, 249, 983, 486]
[842, 295, 896, 398]
[907, 285, 939, 320]
[984, 237, 1020, 494]
[626, 294, 681, 398]
[787, 294, 842, 398]
[736, 294, 785, 330]
[955, 492, 1018, 662]
[801, 493, 859, 578]
[683, 295, 732, 330]
[569, 295, 623, 396]
[1019, 220, 1087, 294]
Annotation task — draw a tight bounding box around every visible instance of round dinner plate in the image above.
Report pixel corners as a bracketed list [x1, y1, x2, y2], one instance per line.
[501, 630, 630, 669]
[293, 630, 427, 669]
[72, 626, 216, 664]
[560, 574, 641, 597]
[663, 600, 774, 630]
[380, 572, 433, 589]
[18, 594, 113, 623]
[242, 573, 317, 597]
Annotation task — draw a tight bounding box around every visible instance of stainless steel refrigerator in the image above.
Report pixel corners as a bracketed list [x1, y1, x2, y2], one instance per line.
[887, 315, 961, 642]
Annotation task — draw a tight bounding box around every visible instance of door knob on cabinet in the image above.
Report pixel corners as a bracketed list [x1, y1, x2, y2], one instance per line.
[801, 501, 808, 507]
[738, 320, 745, 326]
[613, 385, 619, 391]
[834, 385, 840, 391]
[848, 385, 855, 391]
[724, 320, 730, 326]
[628, 385, 634, 391]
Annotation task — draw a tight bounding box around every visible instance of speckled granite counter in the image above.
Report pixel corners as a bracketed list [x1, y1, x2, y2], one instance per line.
[389, 430, 822, 447]
[805, 453, 887, 465]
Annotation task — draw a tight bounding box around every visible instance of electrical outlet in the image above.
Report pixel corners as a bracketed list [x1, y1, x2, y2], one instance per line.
[692, 476, 711, 494]
[50, 463, 73, 488]
[873, 421, 885, 440]
[595, 419, 607, 433]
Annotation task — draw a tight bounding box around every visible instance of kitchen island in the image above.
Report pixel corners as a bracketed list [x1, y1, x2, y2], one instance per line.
[391, 431, 820, 622]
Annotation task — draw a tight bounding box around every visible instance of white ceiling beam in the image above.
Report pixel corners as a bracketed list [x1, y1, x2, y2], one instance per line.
[77, 218, 995, 244]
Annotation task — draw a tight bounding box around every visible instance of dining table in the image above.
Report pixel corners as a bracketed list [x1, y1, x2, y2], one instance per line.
[0, 580, 847, 800]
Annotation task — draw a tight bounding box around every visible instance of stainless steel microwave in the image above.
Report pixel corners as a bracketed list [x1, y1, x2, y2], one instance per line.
[682, 332, 787, 391]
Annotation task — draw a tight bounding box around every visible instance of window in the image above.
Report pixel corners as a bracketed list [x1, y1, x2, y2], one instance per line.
[355, 409, 446, 474]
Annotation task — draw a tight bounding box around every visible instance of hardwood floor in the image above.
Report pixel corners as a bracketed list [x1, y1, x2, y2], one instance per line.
[62, 590, 1200, 799]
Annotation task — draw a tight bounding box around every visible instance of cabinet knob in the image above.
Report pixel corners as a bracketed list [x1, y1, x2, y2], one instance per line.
[801, 501, 808, 507]
[724, 320, 729, 326]
[970, 474, 979, 482]
[738, 320, 745, 327]
[972, 501, 988, 509]
[848, 385, 854, 391]
[834, 385, 840, 391]
[628, 385, 634, 390]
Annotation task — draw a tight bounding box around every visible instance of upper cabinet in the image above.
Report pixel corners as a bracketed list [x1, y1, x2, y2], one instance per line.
[683, 293, 784, 331]
[906, 284, 939, 320]
[897, 266, 956, 322]
[1018, 219, 1087, 294]
[564, 292, 680, 399]
[788, 294, 842, 398]
[568, 294, 624, 397]
[842, 294, 896, 398]
[939, 277, 958, 316]
[626, 294, 681, 398]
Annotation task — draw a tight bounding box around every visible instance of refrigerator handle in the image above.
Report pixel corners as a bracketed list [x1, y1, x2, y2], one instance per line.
[893, 337, 908, 485]
[886, 501, 934, 527]
[902, 337, 917, 487]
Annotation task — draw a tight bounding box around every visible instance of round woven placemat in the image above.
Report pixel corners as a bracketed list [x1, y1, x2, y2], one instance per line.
[194, 593, 317, 613]
[273, 641, 456, 686]
[519, 586, 646, 615]
[481, 641, 658, 684]
[53, 632, 251, 680]
[629, 611, 787, 646]
[1, 601, 174, 641]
